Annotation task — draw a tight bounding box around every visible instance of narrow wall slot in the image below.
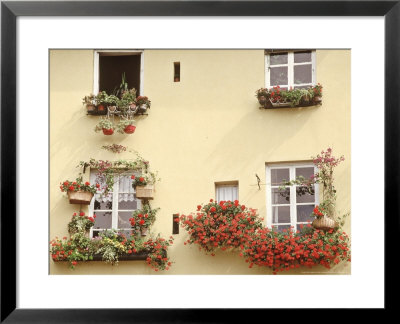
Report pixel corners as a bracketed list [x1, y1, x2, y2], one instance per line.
[173, 214, 180, 234]
[174, 62, 180, 82]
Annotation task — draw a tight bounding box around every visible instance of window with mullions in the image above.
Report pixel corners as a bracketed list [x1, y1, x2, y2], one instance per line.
[89, 171, 141, 238]
[266, 164, 319, 232]
[265, 50, 316, 89]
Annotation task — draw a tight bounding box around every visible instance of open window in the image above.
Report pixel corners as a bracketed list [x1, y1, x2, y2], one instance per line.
[93, 50, 143, 95]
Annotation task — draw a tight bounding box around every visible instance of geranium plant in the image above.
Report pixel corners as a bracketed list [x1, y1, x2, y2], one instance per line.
[144, 235, 174, 271]
[68, 211, 96, 234]
[129, 204, 160, 231]
[116, 119, 136, 134]
[130, 173, 151, 187]
[179, 199, 264, 254]
[94, 117, 114, 135]
[59, 177, 98, 195]
[136, 96, 151, 108]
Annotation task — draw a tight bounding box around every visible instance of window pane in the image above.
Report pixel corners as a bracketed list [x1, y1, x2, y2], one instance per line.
[117, 229, 134, 239]
[272, 206, 290, 223]
[297, 205, 315, 222]
[272, 188, 290, 204]
[118, 174, 135, 193]
[118, 211, 134, 228]
[216, 185, 238, 202]
[294, 51, 311, 63]
[271, 168, 289, 185]
[296, 186, 315, 203]
[294, 64, 312, 84]
[296, 167, 314, 179]
[270, 66, 288, 86]
[270, 53, 288, 65]
[92, 211, 112, 229]
[118, 194, 138, 210]
[94, 193, 113, 210]
[275, 225, 291, 232]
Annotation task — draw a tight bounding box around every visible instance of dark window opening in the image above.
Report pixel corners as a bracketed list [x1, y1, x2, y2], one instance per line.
[172, 214, 180, 234]
[99, 54, 141, 95]
[174, 62, 180, 82]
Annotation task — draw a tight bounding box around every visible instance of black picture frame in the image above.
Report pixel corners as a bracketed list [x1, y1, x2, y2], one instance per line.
[1, 0, 398, 322]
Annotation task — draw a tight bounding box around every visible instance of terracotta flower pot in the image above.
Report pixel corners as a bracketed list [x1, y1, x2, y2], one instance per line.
[312, 215, 337, 231]
[140, 227, 148, 236]
[124, 125, 136, 134]
[102, 128, 114, 135]
[97, 104, 106, 111]
[86, 104, 96, 112]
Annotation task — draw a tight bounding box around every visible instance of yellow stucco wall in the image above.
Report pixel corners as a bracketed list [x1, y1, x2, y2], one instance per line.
[50, 49, 351, 275]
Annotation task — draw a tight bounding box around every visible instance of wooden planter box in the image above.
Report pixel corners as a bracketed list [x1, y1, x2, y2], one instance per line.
[312, 216, 337, 231]
[68, 191, 94, 205]
[136, 185, 154, 200]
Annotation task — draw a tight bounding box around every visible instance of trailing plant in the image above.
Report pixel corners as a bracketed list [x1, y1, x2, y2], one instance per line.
[93, 230, 129, 265]
[78, 153, 159, 194]
[59, 177, 98, 194]
[94, 117, 114, 132]
[101, 144, 127, 154]
[179, 200, 351, 274]
[179, 199, 264, 254]
[144, 235, 174, 271]
[129, 203, 160, 230]
[279, 148, 345, 220]
[50, 236, 93, 269]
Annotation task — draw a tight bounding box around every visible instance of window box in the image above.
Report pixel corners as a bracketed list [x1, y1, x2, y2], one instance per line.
[67, 190, 94, 205]
[52, 251, 150, 263]
[136, 184, 154, 200]
[87, 105, 108, 116]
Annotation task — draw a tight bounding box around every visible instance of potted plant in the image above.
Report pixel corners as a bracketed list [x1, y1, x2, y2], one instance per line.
[135, 96, 151, 113]
[310, 205, 337, 230]
[131, 173, 154, 199]
[105, 95, 119, 113]
[95, 91, 108, 114]
[120, 88, 137, 113]
[82, 94, 96, 114]
[255, 88, 271, 107]
[116, 119, 136, 134]
[59, 177, 98, 205]
[129, 204, 159, 236]
[94, 117, 114, 135]
[312, 83, 323, 103]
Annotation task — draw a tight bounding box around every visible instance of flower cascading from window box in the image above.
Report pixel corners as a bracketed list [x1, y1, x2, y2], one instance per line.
[59, 177, 99, 205]
[179, 200, 350, 274]
[129, 203, 160, 236]
[255, 84, 323, 108]
[143, 235, 174, 271]
[50, 211, 174, 271]
[179, 199, 264, 255]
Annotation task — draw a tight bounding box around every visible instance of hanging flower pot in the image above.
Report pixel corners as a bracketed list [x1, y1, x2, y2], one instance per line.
[94, 117, 114, 135]
[102, 128, 114, 135]
[60, 178, 97, 205]
[124, 125, 136, 134]
[136, 184, 154, 200]
[140, 227, 148, 236]
[313, 96, 322, 104]
[116, 119, 136, 135]
[312, 215, 337, 231]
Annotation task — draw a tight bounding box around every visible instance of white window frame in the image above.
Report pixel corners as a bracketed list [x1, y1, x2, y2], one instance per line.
[265, 50, 316, 89]
[93, 49, 144, 95]
[89, 171, 142, 238]
[265, 162, 319, 230]
[215, 182, 239, 203]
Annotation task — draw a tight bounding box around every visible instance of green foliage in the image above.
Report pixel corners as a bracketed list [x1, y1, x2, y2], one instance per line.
[59, 176, 97, 194]
[94, 117, 114, 132]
